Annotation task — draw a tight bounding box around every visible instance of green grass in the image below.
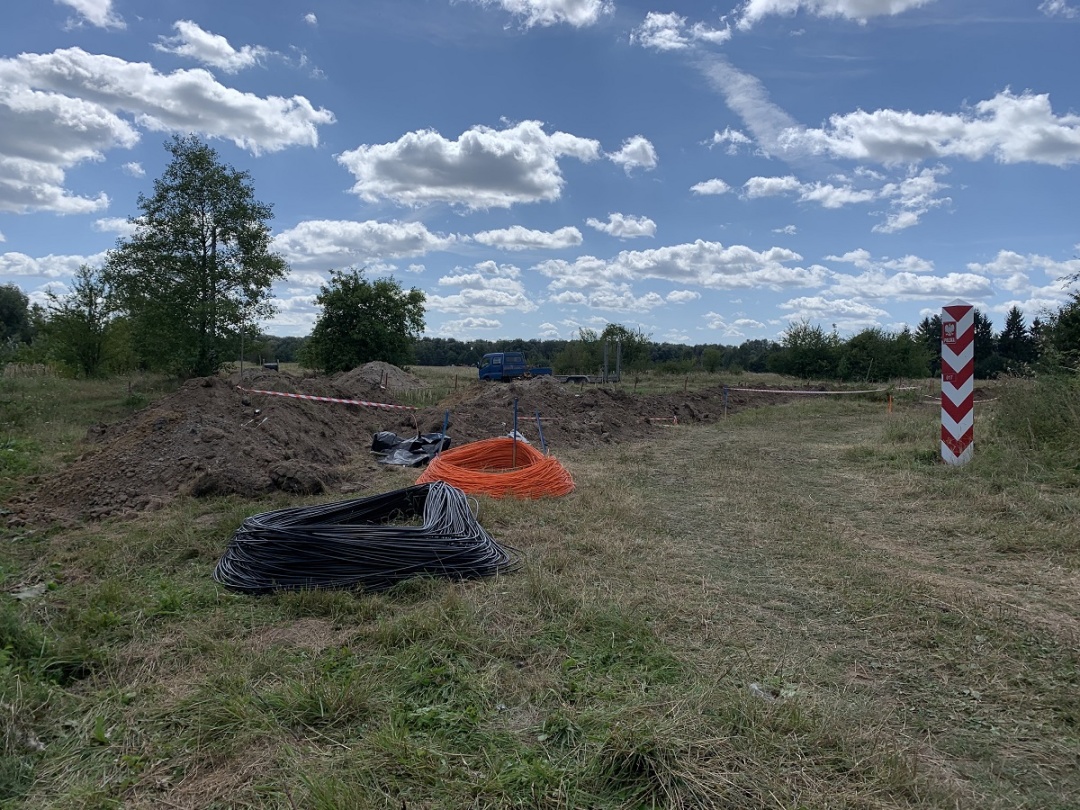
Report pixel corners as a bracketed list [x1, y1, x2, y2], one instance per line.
[0, 374, 1077, 807]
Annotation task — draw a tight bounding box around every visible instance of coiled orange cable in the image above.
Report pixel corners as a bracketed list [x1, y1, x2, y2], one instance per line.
[416, 437, 575, 499]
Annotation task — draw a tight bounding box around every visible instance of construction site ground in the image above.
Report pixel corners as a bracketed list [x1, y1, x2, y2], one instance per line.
[15, 363, 834, 524]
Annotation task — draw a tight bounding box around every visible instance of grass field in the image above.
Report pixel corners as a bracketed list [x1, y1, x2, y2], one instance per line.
[1, 372, 1078, 808]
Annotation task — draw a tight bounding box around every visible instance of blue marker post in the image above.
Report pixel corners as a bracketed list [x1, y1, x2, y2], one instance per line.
[512, 398, 519, 469]
[535, 410, 547, 454]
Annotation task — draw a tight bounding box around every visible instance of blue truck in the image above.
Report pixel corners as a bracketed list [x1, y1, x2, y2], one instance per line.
[478, 352, 593, 383]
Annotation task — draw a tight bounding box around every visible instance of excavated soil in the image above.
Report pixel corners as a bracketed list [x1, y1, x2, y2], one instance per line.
[16, 368, 814, 524]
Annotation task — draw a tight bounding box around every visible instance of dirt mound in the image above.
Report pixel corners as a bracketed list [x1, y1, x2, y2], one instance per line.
[19, 371, 420, 523]
[335, 361, 425, 393]
[16, 373, 815, 523]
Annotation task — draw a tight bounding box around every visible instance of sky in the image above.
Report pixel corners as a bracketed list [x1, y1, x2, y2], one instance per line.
[2, 0, 1079, 344]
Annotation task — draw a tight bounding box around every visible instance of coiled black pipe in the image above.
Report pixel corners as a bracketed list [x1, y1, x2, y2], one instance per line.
[213, 482, 519, 594]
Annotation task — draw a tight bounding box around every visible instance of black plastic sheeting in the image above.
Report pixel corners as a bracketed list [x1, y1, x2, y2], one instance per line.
[213, 481, 519, 594]
[372, 431, 451, 467]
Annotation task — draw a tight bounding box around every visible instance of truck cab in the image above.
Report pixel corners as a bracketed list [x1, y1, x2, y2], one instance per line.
[478, 352, 551, 382]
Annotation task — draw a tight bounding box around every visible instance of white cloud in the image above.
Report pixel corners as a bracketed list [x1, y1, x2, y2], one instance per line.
[830, 270, 992, 301]
[93, 216, 136, 236]
[667, 290, 700, 303]
[122, 161, 144, 177]
[691, 178, 732, 195]
[536, 240, 826, 290]
[538, 321, 561, 338]
[440, 317, 502, 332]
[0, 250, 108, 280]
[0, 47, 335, 213]
[586, 213, 657, 238]
[428, 260, 537, 315]
[778, 295, 891, 330]
[304, 12, 319, 26]
[0, 231, 5, 242]
[154, 21, 271, 73]
[471, 225, 582, 250]
[827, 248, 934, 274]
[608, 135, 658, 172]
[406, 263, 426, 274]
[737, 0, 935, 30]
[272, 220, 457, 265]
[799, 182, 875, 208]
[708, 127, 753, 154]
[337, 120, 601, 209]
[783, 90, 1080, 167]
[55, 0, 125, 29]
[773, 225, 797, 235]
[698, 56, 802, 158]
[967, 250, 1080, 281]
[1039, 0, 1079, 18]
[743, 175, 803, 198]
[873, 165, 950, 232]
[704, 312, 765, 337]
[631, 12, 731, 50]
[468, 0, 614, 28]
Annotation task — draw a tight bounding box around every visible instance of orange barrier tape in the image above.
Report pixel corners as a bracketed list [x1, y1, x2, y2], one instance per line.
[417, 437, 575, 499]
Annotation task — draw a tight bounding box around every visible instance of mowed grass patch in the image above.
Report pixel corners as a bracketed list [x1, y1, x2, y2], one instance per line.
[1, 390, 1077, 807]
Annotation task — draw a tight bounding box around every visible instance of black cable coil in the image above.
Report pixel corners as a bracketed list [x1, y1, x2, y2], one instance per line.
[213, 481, 520, 594]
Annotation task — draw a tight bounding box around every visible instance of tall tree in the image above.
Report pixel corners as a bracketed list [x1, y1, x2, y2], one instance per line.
[105, 135, 288, 377]
[44, 265, 115, 377]
[300, 269, 426, 373]
[997, 306, 1037, 369]
[0, 284, 32, 346]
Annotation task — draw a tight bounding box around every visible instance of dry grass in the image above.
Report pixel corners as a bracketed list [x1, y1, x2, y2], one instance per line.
[2, 384, 1078, 808]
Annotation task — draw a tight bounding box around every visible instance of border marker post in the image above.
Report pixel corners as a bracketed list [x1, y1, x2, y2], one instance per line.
[941, 300, 975, 465]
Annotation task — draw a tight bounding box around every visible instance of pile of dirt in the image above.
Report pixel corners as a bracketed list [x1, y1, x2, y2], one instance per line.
[18, 370, 420, 523]
[15, 370, 814, 524]
[335, 361, 425, 393]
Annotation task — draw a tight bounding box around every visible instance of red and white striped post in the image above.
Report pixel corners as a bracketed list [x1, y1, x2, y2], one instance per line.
[940, 300, 974, 465]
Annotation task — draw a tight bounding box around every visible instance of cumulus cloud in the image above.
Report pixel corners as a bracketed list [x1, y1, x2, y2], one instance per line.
[708, 127, 753, 154]
[967, 250, 1080, 281]
[704, 312, 765, 337]
[773, 224, 797, 235]
[777, 296, 891, 330]
[304, 12, 319, 25]
[737, 0, 936, 30]
[93, 216, 137, 236]
[830, 269, 991, 301]
[691, 178, 732, 195]
[1039, 0, 1079, 18]
[0, 250, 108, 280]
[873, 166, 950, 232]
[337, 120, 601, 209]
[742, 168, 944, 228]
[667, 290, 700, 303]
[121, 162, 144, 177]
[535, 240, 826, 291]
[471, 225, 582, 250]
[428, 260, 537, 315]
[56, 0, 125, 29]
[782, 90, 1080, 167]
[467, 0, 614, 28]
[607, 135, 658, 172]
[272, 220, 457, 265]
[585, 213, 657, 238]
[631, 12, 731, 50]
[440, 317, 502, 333]
[154, 21, 271, 73]
[0, 47, 335, 213]
[826, 248, 935, 273]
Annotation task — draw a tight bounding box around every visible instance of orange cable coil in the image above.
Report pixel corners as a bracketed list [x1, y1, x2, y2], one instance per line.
[416, 437, 575, 499]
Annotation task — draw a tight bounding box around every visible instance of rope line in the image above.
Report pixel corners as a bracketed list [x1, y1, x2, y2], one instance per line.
[237, 385, 418, 411]
[213, 481, 518, 594]
[417, 437, 575, 499]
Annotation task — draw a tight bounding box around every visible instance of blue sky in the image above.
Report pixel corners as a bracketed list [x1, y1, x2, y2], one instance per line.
[2, 0, 1078, 343]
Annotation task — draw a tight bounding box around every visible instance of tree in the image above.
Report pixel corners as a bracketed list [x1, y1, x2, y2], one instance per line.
[105, 135, 288, 377]
[301, 268, 425, 373]
[997, 306, 1037, 370]
[552, 328, 600, 374]
[44, 265, 116, 377]
[973, 308, 1004, 379]
[0, 284, 32, 347]
[768, 320, 840, 379]
[914, 315, 942, 376]
[1043, 273, 1080, 371]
